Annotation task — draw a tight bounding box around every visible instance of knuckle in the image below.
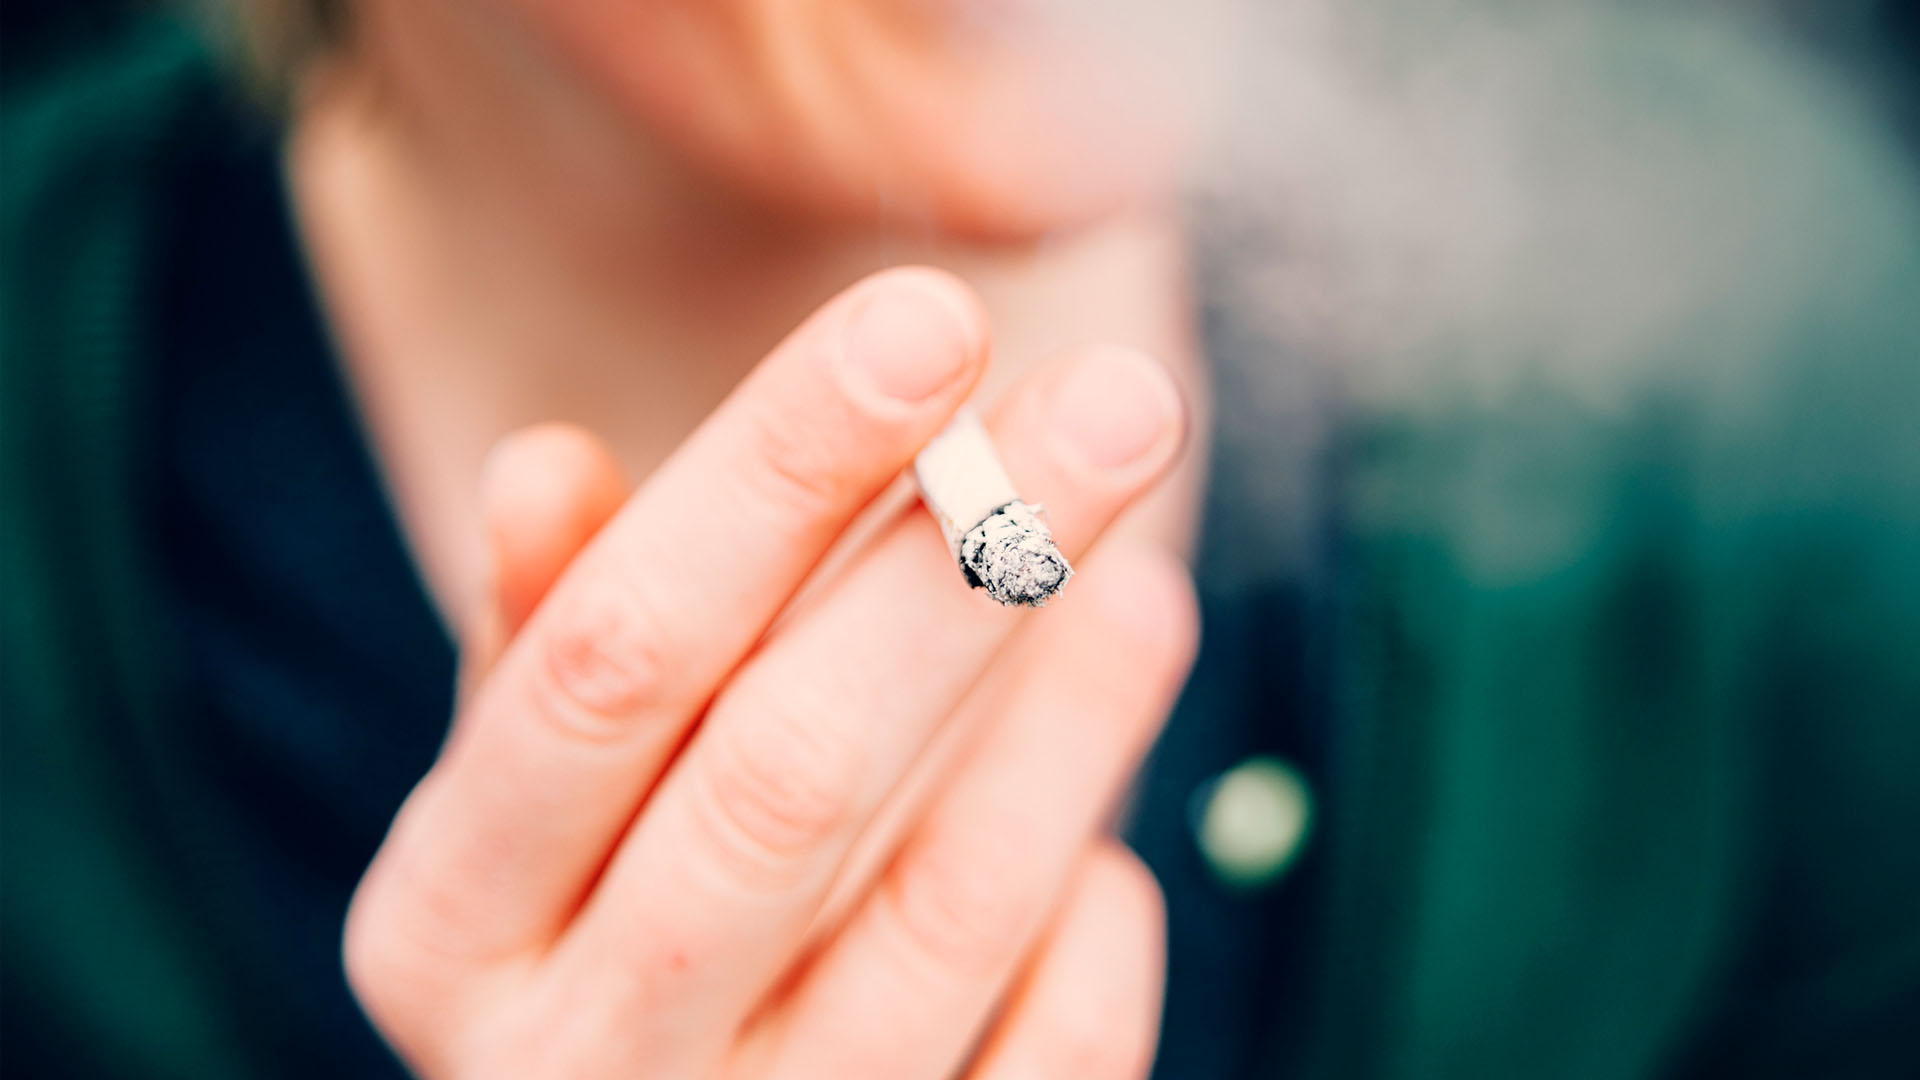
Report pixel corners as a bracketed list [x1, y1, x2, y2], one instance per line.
[733, 404, 855, 523]
[695, 693, 863, 889]
[342, 882, 437, 1039]
[341, 824, 493, 1036]
[341, 896, 394, 1012]
[342, 832, 523, 1078]
[534, 574, 670, 735]
[883, 831, 1042, 978]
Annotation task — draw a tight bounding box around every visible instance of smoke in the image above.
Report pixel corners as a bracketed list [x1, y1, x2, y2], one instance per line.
[1079, 0, 1920, 576]
[1175, 0, 1916, 400]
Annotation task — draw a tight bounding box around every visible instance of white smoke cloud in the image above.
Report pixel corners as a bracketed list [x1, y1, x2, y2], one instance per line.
[1178, 0, 1917, 401]
[1082, 0, 1920, 577]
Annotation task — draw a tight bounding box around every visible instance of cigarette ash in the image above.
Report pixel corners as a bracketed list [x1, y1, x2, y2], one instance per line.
[959, 502, 1073, 607]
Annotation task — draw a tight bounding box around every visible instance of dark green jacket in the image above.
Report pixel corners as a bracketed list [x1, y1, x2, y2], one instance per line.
[5, 11, 1918, 1080]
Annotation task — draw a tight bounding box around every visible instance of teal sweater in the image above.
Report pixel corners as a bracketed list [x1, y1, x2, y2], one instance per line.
[5, 13, 1918, 1079]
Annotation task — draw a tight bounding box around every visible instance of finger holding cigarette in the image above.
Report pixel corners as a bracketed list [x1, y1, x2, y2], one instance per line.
[550, 344, 1187, 1073]
[347, 268, 990, 1050]
[343, 263, 1186, 1080]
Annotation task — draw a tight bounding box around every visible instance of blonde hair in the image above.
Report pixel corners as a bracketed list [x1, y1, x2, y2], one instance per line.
[218, 0, 346, 89]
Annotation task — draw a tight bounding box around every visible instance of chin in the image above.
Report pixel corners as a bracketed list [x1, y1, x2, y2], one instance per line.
[756, 92, 1185, 243]
[750, 152, 1174, 244]
[510, 0, 1182, 241]
[898, 155, 1175, 243]
[662, 120, 1178, 244]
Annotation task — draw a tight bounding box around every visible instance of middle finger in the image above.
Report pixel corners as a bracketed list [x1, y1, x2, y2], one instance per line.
[542, 345, 1185, 1073]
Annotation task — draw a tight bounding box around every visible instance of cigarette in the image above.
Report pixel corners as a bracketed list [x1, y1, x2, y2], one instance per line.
[913, 407, 1072, 607]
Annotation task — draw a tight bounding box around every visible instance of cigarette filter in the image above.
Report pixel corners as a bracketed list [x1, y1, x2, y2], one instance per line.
[913, 408, 1072, 606]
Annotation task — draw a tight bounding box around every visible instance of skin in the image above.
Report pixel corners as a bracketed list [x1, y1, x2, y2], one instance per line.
[300, 1, 1209, 1076]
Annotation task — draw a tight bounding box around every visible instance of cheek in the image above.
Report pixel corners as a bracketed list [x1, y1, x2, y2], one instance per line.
[506, 0, 1185, 237]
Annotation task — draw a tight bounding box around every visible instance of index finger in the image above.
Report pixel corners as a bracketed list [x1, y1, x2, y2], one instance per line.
[348, 268, 989, 1010]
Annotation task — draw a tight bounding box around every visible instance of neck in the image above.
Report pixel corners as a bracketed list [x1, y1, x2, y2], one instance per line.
[282, 0, 1005, 621]
[290, 0, 892, 410]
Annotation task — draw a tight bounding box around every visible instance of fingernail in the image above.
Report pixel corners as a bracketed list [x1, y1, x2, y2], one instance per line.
[844, 283, 974, 403]
[1048, 348, 1180, 471]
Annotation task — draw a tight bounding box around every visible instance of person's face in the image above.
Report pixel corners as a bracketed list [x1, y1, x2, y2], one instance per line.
[499, 0, 1190, 238]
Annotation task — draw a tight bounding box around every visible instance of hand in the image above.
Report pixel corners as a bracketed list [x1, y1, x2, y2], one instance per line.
[344, 268, 1198, 1079]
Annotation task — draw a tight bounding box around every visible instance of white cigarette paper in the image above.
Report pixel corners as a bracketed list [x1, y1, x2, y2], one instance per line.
[913, 408, 1073, 606]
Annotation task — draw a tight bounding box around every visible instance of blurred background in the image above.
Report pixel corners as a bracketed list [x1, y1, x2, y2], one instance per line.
[6, 1, 1919, 1078]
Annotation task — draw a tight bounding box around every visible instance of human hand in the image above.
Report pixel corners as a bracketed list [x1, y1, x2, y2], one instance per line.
[344, 268, 1198, 1079]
